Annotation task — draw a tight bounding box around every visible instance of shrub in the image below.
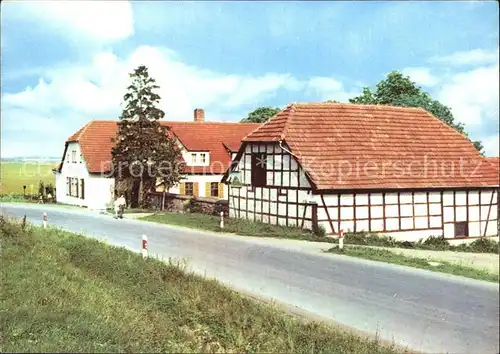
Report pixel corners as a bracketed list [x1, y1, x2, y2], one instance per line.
[344, 232, 398, 247]
[468, 237, 499, 254]
[314, 225, 326, 237]
[182, 198, 192, 212]
[417, 235, 450, 250]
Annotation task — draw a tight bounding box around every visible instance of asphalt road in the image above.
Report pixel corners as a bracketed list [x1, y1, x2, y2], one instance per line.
[2, 203, 499, 354]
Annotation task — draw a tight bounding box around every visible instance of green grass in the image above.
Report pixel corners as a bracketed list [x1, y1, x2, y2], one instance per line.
[327, 246, 498, 283]
[142, 212, 331, 242]
[343, 232, 499, 254]
[0, 161, 57, 195]
[0, 217, 408, 353]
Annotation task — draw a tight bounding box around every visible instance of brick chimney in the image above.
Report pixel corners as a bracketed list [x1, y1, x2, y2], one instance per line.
[194, 108, 205, 122]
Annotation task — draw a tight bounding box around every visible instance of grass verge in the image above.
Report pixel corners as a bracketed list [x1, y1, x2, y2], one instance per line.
[0, 217, 407, 353]
[141, 212, 331, 242]
[326, 246, 498, 283]
[343, 232, 499, 254]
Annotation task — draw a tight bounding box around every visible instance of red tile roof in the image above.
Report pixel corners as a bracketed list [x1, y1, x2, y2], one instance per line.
[485, 157, 499, 178]
[63, 120, 260, 174]
[243, 102, 499, 190]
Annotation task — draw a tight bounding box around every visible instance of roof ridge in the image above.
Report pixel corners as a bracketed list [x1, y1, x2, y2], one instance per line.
[292, 101, 429, 112]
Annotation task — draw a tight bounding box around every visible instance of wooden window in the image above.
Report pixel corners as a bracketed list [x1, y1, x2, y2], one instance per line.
[210, 182, 219, 197]
[251, 152, 267, 187]
[80, 179, 85, 200]
[75, 178, 79, 198]
[200, 153, 206, 164]
[191, 153, 197, 164]
[454, 222, 469, 238]
[185, 182, 194, 196]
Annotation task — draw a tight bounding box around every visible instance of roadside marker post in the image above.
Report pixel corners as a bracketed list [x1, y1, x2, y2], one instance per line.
[339, 229, 344, 250]
[43, 213, 47, 229]
[220, 211, 224, 229]
[142, 234, 148, 259]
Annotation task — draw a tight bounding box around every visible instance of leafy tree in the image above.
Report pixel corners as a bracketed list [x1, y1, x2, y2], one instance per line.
[38, 181, 45, 198]
[112, 65, 184, 208]
[349, 71, 483, 154]
[241, 106, 280, 123]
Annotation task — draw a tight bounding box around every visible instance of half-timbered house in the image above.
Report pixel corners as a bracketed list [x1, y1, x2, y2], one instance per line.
[223, 103, 499, 242]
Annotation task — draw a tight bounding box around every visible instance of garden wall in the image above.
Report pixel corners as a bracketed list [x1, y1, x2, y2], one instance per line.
[147, 192, 229, 216]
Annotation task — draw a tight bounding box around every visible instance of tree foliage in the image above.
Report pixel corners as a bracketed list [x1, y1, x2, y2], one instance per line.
[348, 71, 483, 154]
[240, 106, 280, 123]
[111, 65, 184, 207]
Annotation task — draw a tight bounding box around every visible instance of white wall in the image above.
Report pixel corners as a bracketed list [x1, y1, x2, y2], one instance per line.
[314, 189, 498, 242]
[227, 142, 314, 228]
[229, 185, 313, 229]
[230, 143, 310, 189]
[55, 142, 114, 210]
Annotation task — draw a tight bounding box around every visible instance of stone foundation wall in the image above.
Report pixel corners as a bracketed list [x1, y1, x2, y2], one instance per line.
[147, 192, 229, 216]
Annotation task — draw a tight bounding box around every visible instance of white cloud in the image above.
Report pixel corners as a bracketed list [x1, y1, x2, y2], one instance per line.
[307, 77, 360, 102]
[401, 67, 439, 87]
[482, 134, 500, 157]
[2, 0, 134, 43]
[430, 48, 499, 67]
[2, 45, 342, 157]
[437, 64, 499, 127]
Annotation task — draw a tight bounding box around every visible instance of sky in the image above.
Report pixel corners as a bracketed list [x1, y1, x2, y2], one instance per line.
[1, 0, 499, 158]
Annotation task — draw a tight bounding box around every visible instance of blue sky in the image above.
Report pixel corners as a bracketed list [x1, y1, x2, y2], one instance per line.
[1, 0, 499, 157]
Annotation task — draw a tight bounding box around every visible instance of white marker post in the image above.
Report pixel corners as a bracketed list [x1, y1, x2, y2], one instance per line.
[43, 212, 47, 229]
[339, 229, 344, 250]
[220, 211, 224, 229]
[142, 234, 148, 259]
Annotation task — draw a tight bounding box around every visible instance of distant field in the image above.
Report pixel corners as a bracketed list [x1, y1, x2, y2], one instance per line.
[0, 162, 57, 195]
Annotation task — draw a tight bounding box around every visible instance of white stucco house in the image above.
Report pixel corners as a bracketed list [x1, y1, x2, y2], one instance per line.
[223, 102, 499, 242]
[54, 109, 259, 210]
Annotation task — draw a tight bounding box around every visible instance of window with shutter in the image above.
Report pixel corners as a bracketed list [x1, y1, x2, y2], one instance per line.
[210, 182, 219, 197]
[218, 183, 224, 199]
[193, 182, 199, 197]
[185, 182, 194, 196]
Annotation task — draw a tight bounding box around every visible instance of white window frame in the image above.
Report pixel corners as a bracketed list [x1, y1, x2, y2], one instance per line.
[191, 153, 197, 164]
